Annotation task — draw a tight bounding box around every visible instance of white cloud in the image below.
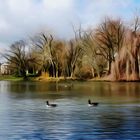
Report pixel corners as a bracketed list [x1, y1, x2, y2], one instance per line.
[79, 0, 135, 27]
[43, 0, 74, 10]
[7, 0, 32, 13]
[0, 42, 9, 52]
[0, 0, 139, 54]
[0, 19, 11, 31]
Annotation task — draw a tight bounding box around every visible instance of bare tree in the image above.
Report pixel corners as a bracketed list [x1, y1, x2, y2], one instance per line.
[32, 33, 56, 77]
[131, 13, 140, 75]
[80, 30, 107, 77]
[131, 9, 140, 33]
[66, 40, 83, 78]
[3, 40, 36, 79]
[27, 48, 42, 75]
[52, 41, 66, 78]
[110, 14, 140, 81]
[95, 18, 125, 74]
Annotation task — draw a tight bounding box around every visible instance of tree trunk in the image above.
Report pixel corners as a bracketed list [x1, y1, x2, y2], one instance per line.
[108, 60, 112, 75]
[134, 56, 139, 77]
[91, 67, 95, 78]
[51, 62, 55, 77]
[70, 70, 73, 78]
[108, 48, 112, 75]
[126, 60, 130, 81]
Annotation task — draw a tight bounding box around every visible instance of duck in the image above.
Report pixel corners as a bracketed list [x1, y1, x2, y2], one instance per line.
[64, 83, 73, 88]
[46, 101, 57, 107]
[88, 99, 99, 107]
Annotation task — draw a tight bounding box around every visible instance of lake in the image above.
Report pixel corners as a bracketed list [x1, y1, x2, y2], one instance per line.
[0, 81, 140, 140]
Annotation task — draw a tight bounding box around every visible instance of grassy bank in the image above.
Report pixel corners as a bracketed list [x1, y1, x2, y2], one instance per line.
[0, 75, 118, 82]
[0, 75, 23, 81]
[1, 75, 139, 82]
[0, 75, 77, 82]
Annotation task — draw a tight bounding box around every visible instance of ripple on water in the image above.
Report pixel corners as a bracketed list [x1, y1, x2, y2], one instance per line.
[0, 81, 140, 140]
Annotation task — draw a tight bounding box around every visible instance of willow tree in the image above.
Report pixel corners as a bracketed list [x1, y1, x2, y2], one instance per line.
[32, 33, 56, 77]
[95, 18, 125, 74]
[66, 40, 83, 78]
[80, 30, 107, 77]
[111, 15, 140, 81]
[130, 13, 140, 77]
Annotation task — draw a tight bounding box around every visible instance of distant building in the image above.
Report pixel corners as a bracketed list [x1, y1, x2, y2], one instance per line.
[0, 63, 11, 75]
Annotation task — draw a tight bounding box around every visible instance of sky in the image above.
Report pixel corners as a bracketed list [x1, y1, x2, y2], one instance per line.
[0, 0, 140, 52]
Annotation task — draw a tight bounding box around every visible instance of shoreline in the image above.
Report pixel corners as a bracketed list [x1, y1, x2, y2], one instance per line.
[0, 75, 140, 82]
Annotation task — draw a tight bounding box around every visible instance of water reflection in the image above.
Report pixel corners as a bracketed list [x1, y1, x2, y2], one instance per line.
[3, 81, 140, 103]
[0, 81, 140, 140]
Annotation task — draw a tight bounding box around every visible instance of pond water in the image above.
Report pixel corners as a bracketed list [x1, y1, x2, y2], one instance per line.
[0, 81, 140, 140]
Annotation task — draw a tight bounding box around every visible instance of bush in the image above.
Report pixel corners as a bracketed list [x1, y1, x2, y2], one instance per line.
[75, 67, 93, 79]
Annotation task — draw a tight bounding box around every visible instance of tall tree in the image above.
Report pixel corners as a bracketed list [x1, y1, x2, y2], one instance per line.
[32, 33, 56, 76]
[95, 18, 125, 74]
[111, 14, 140, 81]
[66, 40, 83, 78]
[80, 30, 107, 77]
[3, 40, 34, 78]
[52, 41, 66, 77]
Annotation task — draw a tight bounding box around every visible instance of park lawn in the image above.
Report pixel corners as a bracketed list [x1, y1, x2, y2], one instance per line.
[0, 75, 23, 81]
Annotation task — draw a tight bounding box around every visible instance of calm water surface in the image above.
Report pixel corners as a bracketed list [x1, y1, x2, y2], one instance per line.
[0, 81, 140, 140]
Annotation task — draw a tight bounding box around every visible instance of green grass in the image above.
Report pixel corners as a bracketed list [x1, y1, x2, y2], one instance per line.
[0, 75, 23, 81]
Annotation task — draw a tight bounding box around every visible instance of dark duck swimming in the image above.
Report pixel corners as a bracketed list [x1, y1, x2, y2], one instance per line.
[88, 99, 99, 107]
[46, 101, 57, 107]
